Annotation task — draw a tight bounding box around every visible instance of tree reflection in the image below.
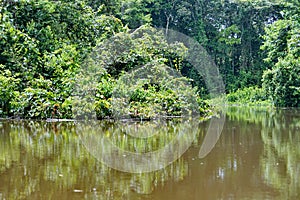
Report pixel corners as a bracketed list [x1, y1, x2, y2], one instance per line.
[260, 109, 300, 199]
[77, 119, 199, 173]
[1, 108, 299, 199]
[0, 119, 199, 199]
[225, 107, 300, 199]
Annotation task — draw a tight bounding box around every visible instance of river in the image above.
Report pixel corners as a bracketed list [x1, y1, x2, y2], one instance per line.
[0, 107, 299, 199]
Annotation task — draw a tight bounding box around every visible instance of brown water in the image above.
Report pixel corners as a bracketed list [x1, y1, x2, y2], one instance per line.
[0, 107, 300, 200]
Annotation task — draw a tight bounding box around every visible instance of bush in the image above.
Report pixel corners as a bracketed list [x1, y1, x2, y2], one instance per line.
[227, 86, 271, 106]
[94, 75, 116, 119]
[0, 68, 20, 117]
[0, 0, 125, 119]
[110, 63, 205, 119]
[262, 56, 300, 107]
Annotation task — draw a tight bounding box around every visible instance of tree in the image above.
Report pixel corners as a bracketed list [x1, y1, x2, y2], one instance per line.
[261, 1, 300, 107]
[201, 0, 283, 91]
[82, 25, 208, 119]
[117, 0, 153, 29]
[0, 0, 124, 118]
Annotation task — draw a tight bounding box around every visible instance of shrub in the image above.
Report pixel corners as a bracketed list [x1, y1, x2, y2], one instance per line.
[227, 86, 271, 106]
[0, 68, 20, 117]
[262, 56, 300, 107]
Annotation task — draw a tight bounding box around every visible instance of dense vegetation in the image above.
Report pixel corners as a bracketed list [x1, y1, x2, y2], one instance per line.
[1, 0, 299, 119]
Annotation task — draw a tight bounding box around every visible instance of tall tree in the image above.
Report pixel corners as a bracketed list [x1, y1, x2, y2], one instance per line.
[262, 0, 300, 107]
[201, 0, 283, 91]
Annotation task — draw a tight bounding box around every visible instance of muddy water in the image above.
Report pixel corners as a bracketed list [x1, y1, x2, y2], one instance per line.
[0, 107, 299, 199]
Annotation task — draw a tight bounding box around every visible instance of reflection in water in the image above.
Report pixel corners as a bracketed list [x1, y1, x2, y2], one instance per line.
[198, 114, 225, 158]
[260, 109, 300, 199]
[77, 119, 199, 173]
[0, 119, 199, 199]
[0, 107, 300, 199]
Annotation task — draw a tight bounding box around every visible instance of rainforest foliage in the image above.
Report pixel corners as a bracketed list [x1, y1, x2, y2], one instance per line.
[0, 0, 299, 119]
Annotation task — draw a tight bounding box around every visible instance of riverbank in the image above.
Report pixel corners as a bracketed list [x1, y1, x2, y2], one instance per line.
[226, 86, 273, 107]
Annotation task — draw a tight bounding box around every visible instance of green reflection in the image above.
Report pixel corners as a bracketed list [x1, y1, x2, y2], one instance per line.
[226, 106, 274, 125]
[0, 119, 197, 199]
[77, 119, 199, 173]
[2, 108, 299, 199]
[227, 107, 300, 199]
[260, 109, 300, 199]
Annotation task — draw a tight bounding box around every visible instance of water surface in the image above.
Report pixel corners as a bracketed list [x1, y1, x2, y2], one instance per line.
[0, 107, 300, 199]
